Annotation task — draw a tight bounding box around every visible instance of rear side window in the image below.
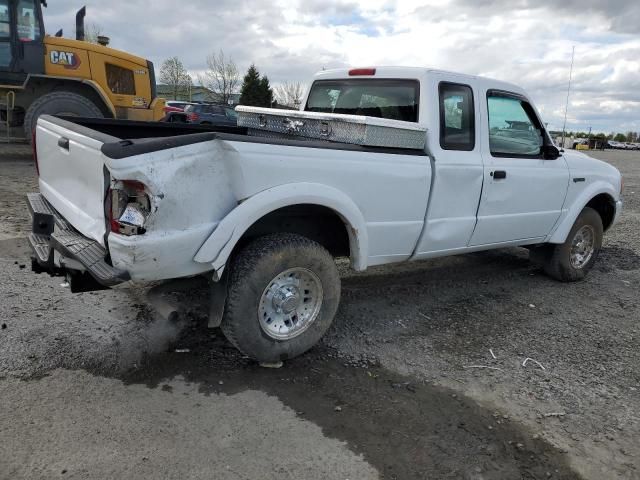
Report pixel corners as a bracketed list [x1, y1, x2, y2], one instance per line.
[487, 93, 543, 157]
[439, 82, 475, 151]
[106, 63, 136, 95]
[305, 79, 419, 122]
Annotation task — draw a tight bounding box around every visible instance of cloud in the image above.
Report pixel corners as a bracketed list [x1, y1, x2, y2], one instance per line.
[42, 0, 638, 133]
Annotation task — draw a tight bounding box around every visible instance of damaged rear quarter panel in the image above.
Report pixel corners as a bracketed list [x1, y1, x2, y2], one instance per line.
[105, 139, 239, 281]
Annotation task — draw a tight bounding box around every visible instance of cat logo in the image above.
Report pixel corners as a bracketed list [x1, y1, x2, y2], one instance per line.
[49, 50, 81, 70]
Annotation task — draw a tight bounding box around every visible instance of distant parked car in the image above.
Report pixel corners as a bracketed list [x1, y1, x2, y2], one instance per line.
[166, 101, 195, 111]
[159, 111, 188, 123]
[184, 104, 238, 126]
[163, 101, 196, 115]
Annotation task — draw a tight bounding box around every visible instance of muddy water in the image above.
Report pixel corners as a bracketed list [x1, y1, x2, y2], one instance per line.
[121, 333, 580, 480]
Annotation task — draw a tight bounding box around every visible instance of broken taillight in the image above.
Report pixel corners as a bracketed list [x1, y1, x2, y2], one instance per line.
[109, 180, 151, 235]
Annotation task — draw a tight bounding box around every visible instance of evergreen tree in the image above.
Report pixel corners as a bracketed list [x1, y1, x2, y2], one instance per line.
[259, 75, 274, 107]
[239, 65, 262, 106]
[239, 65, 274, 107]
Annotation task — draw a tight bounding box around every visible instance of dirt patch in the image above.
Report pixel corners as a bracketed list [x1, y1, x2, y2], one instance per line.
[0, 158, 38, 241]
[597, 245, 640, 271]
[123, 339, 580, 480]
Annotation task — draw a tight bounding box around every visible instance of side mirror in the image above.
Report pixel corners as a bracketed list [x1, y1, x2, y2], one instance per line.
[543, 144, 561, 160]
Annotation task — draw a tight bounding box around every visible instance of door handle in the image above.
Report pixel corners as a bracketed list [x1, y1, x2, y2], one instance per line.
[491, 170, 507, 180]
[58, 137, 70, 150]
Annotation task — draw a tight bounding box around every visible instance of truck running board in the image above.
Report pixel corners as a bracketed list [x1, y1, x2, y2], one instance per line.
[26, 193, 130, 288]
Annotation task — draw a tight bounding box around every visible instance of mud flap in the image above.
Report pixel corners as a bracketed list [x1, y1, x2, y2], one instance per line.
[208, 273, 228, 328]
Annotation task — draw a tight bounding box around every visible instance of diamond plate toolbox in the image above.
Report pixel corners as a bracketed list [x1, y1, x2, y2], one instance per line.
[236, 106, 426, 150]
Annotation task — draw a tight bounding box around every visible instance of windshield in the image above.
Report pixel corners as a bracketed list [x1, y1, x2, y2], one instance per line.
[305, 79, 419, 122]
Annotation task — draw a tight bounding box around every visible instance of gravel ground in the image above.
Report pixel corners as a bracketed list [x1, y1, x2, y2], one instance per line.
[0, 150, 638, 479]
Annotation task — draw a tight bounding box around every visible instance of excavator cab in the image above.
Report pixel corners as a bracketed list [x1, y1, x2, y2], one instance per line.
[1, 1, 164, 142]
[0, 0, 45, 85]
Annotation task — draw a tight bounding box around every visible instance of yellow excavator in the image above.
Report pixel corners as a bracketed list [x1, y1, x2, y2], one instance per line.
[0, 1, 165, 141]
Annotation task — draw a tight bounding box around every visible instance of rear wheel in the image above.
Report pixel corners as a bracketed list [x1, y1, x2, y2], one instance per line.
[24, 91, 104, 140]
[539, 207, 603, 282]
[220, 233, 341, 362]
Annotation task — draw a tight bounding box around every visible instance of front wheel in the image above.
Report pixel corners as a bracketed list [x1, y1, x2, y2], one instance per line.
[220, 233, 341, 362]
[24, 91, 104, 141]
[540, 207, 603, 282]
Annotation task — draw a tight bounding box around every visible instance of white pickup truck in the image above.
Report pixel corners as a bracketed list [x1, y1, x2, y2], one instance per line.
[28, 67, 623, 362]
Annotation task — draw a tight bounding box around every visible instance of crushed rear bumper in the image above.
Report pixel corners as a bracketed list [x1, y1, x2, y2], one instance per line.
[26, 193, 130, 290]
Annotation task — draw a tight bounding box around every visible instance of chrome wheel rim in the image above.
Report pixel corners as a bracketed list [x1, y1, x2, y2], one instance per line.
[570, 225, 595, 269]
[258, 267, 323, 340]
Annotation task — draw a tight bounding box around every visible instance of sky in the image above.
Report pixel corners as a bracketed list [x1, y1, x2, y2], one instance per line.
[43, 0, 639, 134]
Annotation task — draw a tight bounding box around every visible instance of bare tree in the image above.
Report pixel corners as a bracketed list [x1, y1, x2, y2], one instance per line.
[199, 50, 239, 104]
[274, 81, 304, 109]
[159, 57, 192, 100]
[73, 23, 104, 44]
[84, 23, 104, 44]
[73, 22, 104, 44]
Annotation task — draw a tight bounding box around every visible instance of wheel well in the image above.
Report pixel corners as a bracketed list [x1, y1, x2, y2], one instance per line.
[21, 78, 113, 118]
[235, 204, 351, 259]
[586, 194, 616, 231]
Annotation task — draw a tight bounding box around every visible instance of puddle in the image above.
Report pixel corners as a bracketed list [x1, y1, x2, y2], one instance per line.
[120, 333, 580, 480]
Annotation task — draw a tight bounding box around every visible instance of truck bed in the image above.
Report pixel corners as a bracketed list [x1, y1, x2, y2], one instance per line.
[32, 114, 431, 286]
[55, 116, 427, 160]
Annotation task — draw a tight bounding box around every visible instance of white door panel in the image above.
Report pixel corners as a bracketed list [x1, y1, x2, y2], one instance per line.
[470, 159, 569, 245]
[413, 76, 485, 258]
[415, 162, 484, 253]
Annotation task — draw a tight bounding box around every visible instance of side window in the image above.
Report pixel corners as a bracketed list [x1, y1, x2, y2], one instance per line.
[16, 0, 40, 41]
[105, 63, 135, 95]
[439, 83, 475, 151]
[0, 0, 10, 68]
[487, 94, 543, 157]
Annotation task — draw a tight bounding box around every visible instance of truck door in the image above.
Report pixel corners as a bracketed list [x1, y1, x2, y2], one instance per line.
[12, 0, 44, 75]
[0, 0, 44, 83]
[413, 79, 485, 258]
[469, 90, 569, 246]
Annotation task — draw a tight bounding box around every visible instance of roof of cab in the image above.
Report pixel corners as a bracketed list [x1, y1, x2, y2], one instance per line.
[312, 66, 527, 97]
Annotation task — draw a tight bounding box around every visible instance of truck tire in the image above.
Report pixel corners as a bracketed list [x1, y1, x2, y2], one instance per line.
[24, 91, 103, 140]
[221, 233, 341, 362]
[542, 207, 603, 282]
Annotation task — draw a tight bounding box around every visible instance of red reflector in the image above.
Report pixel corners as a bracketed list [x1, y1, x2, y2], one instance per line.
[349, 68, 376, 76]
